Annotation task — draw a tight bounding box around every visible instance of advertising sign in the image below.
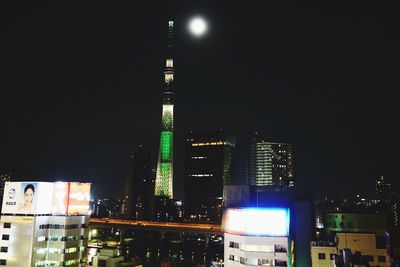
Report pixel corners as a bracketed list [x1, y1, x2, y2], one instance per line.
[223, 207, 290, 236]
[67, 182, 91, 215]
[1, 181, 90, 215]
[1, 182, 53, 215]
[52, 182, 69, 214]
[51, 182, 91, 215]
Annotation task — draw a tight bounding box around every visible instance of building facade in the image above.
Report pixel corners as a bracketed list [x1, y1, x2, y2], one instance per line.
[184, 130, 236, 222]
[376, 175, 399, 228]
[247, 133, 294, 191]
[311, 233, 389, 267]
[0, 181, 90, 267]
[123, 145, 154, 220]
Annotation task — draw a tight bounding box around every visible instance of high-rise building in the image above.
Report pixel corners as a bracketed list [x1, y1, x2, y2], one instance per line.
[376, 175, 393, 200]
[123, 145, 154, 220]
[184, 130, 236, 222]
[247, 132, 294, 190]
[375, 176, 399, 228]
[0, 181, 91, 267]
[0, 173, 11, 210]
[154, 20, 175, 200]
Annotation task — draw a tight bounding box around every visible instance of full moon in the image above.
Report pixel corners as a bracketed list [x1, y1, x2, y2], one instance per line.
[189, 17, 207, 37]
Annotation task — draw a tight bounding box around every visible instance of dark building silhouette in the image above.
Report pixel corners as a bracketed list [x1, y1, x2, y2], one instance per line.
[376, 175, 399, 229]
[184, 129, 236, 222]
[123, 145, 154, 220]
[247, 131, 294, 191]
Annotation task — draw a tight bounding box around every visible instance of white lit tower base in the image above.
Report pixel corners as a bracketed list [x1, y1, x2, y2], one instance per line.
[0, 181, 91, 267]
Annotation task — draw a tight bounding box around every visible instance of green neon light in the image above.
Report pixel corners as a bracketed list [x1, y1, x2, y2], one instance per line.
[160, 131, 173, 161]
[160, 163, 171, 196]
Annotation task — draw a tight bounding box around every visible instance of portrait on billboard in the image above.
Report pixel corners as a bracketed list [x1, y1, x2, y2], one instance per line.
[18, 182, 38, 213]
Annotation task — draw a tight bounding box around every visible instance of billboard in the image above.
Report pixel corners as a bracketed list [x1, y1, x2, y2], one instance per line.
[52, 182, 91, 215]
[67, 182, 91, 215]
[1, 182, 53, 215]
[223, 207, 290, 236]
[1, 181, 91, 215]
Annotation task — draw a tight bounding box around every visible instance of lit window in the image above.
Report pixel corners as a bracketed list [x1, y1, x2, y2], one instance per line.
[166, 59, 173, 68]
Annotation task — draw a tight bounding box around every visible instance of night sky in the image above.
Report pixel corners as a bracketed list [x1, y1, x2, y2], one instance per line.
[1, 2, 398, 199]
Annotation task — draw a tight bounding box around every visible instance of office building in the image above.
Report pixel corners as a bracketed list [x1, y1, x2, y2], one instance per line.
[376, 175, 399, 228]
[0, 181, 91, 267]
[184, 130, 236, 222]
[224, 207, 292, 267]
[247, 132, 294, 190]
[123, 145, 154, 220]
[311, 233, 389, 267]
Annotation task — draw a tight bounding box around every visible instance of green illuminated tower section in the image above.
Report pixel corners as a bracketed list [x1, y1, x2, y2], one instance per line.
[155, 21, 175, 199]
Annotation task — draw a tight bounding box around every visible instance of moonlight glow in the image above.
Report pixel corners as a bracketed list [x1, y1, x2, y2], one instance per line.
[189, 17, 207, 36]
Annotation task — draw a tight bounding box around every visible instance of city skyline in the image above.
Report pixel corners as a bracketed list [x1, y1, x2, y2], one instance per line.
[0, 2, 397, 199]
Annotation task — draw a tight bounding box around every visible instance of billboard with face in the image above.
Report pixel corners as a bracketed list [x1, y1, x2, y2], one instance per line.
[1, 181, 90, 215]
[1, 182, 54, 215]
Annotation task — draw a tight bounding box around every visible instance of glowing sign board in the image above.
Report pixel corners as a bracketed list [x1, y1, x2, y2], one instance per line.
[223, 208, 290, 236]
[52, 182, 69, 214]
[1, 181, 91, 215]
[1, 182, 53, 215]
[67, 182, 91, 215]
[51, 182, 91, 215]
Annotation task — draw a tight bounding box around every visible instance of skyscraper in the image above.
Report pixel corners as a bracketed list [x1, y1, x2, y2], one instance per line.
[184, 130, 236, 222]
[247, 132, 294, 190]
[375, 175, 399, 228]
[123, 145, 154, 220]
[155, 21, 175, 199]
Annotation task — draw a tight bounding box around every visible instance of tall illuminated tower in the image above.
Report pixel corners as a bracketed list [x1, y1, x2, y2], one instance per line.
[155, 21, 175, 199]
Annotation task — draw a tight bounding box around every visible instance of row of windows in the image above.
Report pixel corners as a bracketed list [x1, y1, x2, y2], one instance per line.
[318, 253, 386, 263]
[228, 255, 287, 266]
[0, 259, 6, 266]
[39, 224, 80, 230]
[229, 241, 287, 253]
[3, 222, 86, 230]
[35, 246, 83, 255]
[38, 235, 86, 242]
[35, 259, 81, 266]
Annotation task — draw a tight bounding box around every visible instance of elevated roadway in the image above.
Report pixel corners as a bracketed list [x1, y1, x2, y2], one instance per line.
[90, 218, 222, 235]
